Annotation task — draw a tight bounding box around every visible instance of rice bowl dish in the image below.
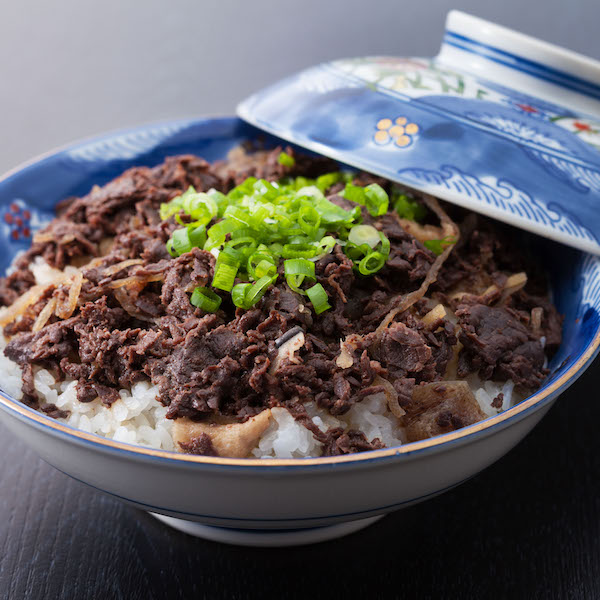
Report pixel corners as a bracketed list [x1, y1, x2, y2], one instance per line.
[0, 146, 562, 459]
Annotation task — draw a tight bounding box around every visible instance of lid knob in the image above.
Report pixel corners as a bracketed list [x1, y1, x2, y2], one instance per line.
[438, 11, 600, 115]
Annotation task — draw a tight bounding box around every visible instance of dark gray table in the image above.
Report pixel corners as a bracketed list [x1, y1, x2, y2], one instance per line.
[1, 362, 598, 600]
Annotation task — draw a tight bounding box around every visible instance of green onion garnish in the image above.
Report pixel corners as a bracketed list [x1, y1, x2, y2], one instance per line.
[188, 224, 207, 248]
[247, 251, 277, 281]
[281, 243, 317, 259]
[160, 169, 396, 313]
[348, 225, 381, 249]
[231, 283, 252, 309]
[316, 172, 342, 192]
[232, 276, 275, 309]
[170, 228, 192, 256]
[358, 251, 386, 275]
[394, 193, 428, 222]
[342, 183, 366, 206]
[306, 283, 331, 314]
[212, 262, 238, 292]
[284, 258, 316, 295]
[278, 151, 295, 167]
[190, 287, 222, 313]
[424, 236, 456, 255]
[363, 184, 389, 217]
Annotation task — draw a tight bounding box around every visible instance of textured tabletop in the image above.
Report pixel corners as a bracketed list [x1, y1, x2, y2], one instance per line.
[0, 361, 598, 600]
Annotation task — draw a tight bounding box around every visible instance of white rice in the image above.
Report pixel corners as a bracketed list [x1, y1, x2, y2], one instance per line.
[0, 313, 519, 457]
[24, 255, 79, 286]
[0, 257, 521, 458]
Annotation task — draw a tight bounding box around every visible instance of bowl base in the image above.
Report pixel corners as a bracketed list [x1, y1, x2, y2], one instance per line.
[149, 513, 384, 547]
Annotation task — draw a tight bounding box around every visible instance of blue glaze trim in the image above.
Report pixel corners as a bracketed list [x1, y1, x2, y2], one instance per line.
[56, 466, 470, 522]
[443, 31, 600, 100]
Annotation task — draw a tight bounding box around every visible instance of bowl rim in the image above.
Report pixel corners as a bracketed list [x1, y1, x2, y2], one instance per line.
[0, 115, 598, 469]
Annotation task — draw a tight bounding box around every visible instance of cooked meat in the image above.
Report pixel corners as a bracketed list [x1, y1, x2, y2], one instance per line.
[455, 303, 548, 390]
[402, 381, 486, 442]
[0, 146, 562, 455]
[174, 409, 273, 458]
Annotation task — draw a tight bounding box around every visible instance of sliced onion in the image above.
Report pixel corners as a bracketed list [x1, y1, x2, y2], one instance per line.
[373, 375, 405, 418]
[113, 287, 156, 322]
[335, 338, 355, 369]
[421, 303, 446, 327]
[55, 271, 84, 319]
[531, 307, 543, 333]
[376, 195, 459, 335]
[109, 273, 163, 289]
[102, 259, 144, 277]
[498, 272, 527, 304]
[32, 297, 57, 332]
[0, 284, 55, 327]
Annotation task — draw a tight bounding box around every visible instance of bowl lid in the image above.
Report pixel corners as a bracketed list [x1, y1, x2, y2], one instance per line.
[238, 11, 600, 255]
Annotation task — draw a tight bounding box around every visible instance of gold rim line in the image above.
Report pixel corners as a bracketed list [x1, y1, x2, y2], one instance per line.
[0, 118, 597, 467]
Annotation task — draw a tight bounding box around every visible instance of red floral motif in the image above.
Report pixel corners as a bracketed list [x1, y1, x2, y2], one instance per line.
[4, 201, 32, 241]
[516, 103, 539, 114]
[574, 121, 592, 132]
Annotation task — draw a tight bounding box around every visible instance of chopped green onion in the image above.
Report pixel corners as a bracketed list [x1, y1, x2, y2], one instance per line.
[217, 246, 243, 267]
[424, 236, 456, 256]
[184, 191, 218, 225]
[253, 179, 279, 200]
[160, 202, 181, 221]
[344, 242, 372, 262]
[212, 262, 238, 292]
[166, 239, 177, 257]
[226, 237, 257, 255]
[205, 221, 242, 252]
[342, 183, 366, 206]
[188, 224, 207, 248]
[281, 243, 317, 259]
[207, 190, 229, 217]
[312, 196, 356, 227]
[247, 251, 277, 280]
[297, 204, 321, 237]
[278, 151, 296, 167]
[378, 231, 390, 258]
[394, 193, 427, 221]
[170, 228, 192, 256]
[232, 283, 252, 308]
[363, 184, 389, 217]
[306, 283, 331, 314]
[160, 168, 395, 313]
[316, 172, 342, 192]
[223, 205, 252, 226]
[348, 225, 381, 249]
[190, 287, 222, 313]
[245, 275, 275, 307]
[232, 276, 275, 309]
[294, 176, 312, 190]
[284, 258, 315, 294]
[313, 235, 336, 259]
[227, 177, 257, 201]
[358, 251, 386, 275]
[255, 259, 277, 279]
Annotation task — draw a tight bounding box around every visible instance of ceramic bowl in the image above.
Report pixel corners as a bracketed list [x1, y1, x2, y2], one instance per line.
[0, 116, 598, 547]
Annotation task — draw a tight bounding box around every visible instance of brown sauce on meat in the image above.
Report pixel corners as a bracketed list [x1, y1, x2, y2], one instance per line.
[0, 148, 563, 456]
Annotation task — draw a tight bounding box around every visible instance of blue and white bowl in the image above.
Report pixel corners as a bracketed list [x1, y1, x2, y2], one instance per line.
[0, 117, 598, 546]
[3, 10, 600, 546]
